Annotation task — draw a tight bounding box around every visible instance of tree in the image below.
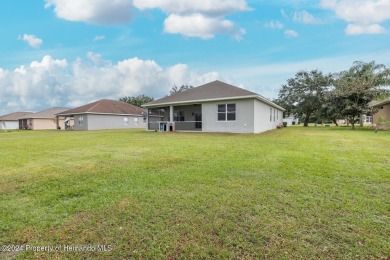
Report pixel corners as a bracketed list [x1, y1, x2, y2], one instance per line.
[169, 85, 193, 96]
[119, 94, 154, 107]
[333, 61, 390, 129]
[278, 70, 333, 126]
[318, 90, 344, 126]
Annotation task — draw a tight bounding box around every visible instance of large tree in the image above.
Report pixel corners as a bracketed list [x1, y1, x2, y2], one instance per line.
[119, 94, 154, 107]
[333, 61, 390, 129]
[169, 85, 193, 96]
[278, 70, 333, 126]
[318, 90, 344, 126]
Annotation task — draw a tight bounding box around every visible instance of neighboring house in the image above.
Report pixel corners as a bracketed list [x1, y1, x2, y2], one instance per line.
[0, 112, 32, 130]
[18, 107, 70, 130]
[372, 98, 390, 130]
[283, 114, 299, 126]
[56, 99, 148, 130]
[142, 80, 285, 134]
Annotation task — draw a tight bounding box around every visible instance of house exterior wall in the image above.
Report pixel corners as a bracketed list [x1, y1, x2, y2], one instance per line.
[373, 103, 390, 129]
[0, 121, 19, 130]
[74, 114, 147, 130]
[254, 99, 283, 133]
[74, 114, 88, 130]
[31, 118, 64, 130]
[202, 99, 255, 133]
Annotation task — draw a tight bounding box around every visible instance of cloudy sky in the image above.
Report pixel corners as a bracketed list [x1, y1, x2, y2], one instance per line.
[1, 0, 390, 114]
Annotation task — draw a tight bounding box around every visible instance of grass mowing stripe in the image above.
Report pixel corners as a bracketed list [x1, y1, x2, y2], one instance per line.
[0, 127, 389, 259]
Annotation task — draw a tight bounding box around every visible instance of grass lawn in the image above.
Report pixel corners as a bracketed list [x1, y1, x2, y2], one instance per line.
[0, 127, 389, 259]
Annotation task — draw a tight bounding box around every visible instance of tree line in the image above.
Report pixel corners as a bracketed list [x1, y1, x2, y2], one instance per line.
[119, 85, 193, 108]
[275, 61, 390, 129]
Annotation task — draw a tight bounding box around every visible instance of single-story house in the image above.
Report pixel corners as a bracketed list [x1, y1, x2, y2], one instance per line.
[0, 112, 32, 130]
[142, 80, 285, 133]
[283, 114, 299, 126]
[372, 98, 390, 130]
[56, 99, 149, 130]
[18, 107, 70, 130]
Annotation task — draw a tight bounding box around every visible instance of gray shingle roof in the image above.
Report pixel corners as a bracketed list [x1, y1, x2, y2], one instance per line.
[57, 99, 146, 116]
[372, 97, 390, 107]
[0, 112, 33, 121]
[19, 107, 70, 119]
[143, 80, 285, 111]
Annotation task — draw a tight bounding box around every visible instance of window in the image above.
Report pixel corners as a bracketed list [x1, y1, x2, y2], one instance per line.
[78, 116, 84, 125]
[274, 109, 276, 122]
[270, 108, 272, 122]
[134, 117, 138, 125]
[174, 111, 185, 121]
[124, 117, 129, 125]
[218, 104, 236, 121]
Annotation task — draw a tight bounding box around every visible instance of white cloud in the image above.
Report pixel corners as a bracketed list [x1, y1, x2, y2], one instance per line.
[265, 20, 284, 29]
[44, 0, 133, 25]
[133, 0, 250, 16]
[321, 0, 390, 35]
[284, 29, 299, 38]
[346, 23, 386, 35]
[0, 54, 220, 115]
[18, 34, 43, 48]
[93, 35, 105, 41]
[133, 0, 249, 39]
[44, 0, 248, 39]
[292, 10, 322, 24]
[164, 14, 245, 39]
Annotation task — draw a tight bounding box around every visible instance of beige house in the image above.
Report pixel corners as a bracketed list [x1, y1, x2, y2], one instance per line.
[18, 107, 70, 130]
[372, 98, 390, 130]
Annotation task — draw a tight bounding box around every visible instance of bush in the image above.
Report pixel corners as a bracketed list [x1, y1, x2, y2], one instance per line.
[283, 122, 287, 127]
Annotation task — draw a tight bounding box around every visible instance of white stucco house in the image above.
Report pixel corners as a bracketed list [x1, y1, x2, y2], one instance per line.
[0, 112, 32, 130]
[142, 80, 285, 134]
[283, 114, 300, 126]
[56, 99, 149, 130]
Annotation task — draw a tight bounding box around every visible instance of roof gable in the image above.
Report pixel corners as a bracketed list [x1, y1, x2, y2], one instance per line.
[144, 80, 257, 107]
[19, 107, 70, 119]
[0, 112, 33, 121]
[57, 99, 145, 116]
[143, 80, 285, 111]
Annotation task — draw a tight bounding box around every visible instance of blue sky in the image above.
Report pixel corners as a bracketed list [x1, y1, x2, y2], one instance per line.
[1, 0, 390, 115]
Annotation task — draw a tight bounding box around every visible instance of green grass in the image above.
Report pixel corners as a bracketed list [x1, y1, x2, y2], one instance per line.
[0, 127, 389, 259]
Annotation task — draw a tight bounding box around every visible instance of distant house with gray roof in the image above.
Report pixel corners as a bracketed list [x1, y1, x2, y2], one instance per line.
[56, 99, 149, 130]
[18, 107, 70, 130]
[0, 112, 32, 130]
[142, 80, 285, 133]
